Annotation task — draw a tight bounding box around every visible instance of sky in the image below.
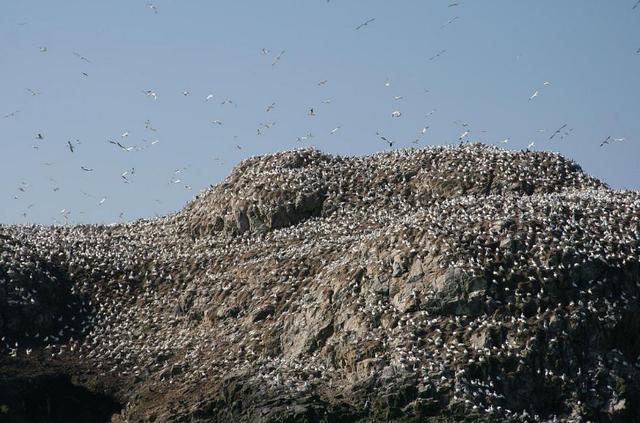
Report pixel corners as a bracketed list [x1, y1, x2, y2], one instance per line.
[1, 1, 639, 224]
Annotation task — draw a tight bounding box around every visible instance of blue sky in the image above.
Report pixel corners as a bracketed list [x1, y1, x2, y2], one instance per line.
[1, 1, 639, 224]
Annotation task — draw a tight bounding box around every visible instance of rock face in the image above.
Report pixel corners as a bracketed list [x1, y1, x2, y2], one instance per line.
[1, 144, 639, 422]
[176, 145, 602, 237]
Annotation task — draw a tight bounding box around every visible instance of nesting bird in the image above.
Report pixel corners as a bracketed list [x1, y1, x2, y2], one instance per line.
[1, 144, 638, 422]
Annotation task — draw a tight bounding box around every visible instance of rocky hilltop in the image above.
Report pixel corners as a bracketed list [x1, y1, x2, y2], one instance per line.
[1, 144, 639, 422]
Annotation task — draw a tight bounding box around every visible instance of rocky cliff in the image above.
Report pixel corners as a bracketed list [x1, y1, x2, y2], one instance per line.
[1, 144, 639, 422]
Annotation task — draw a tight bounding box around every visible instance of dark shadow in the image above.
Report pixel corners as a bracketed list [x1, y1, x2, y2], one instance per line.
[0, 373, 121, 423]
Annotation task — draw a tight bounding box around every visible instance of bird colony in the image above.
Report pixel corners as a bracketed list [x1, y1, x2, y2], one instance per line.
[1, 143, 639, 422]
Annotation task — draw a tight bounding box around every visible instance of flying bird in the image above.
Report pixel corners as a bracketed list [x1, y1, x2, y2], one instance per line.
[144, 90, 158, 100]
[266, 102, 276, 112]
[36, 133, 44, 140]
[633, 0, 640, 9]
[72, 51, 91, 63]
[441, 16, 459, 29]
[330, 127, 340, 134]
[549, 124, 568, 140]
[26, 88, 40, 96]
[145, 120, 157, 131]
[2, 110, 19, 119]
[260, 122, 275, 129]
[391, 110, 402, 118]
[529, 90, 539, 100]
[108, 139, 133, 151]
[205, 94, 214, 101]
[272, 50, 285, 66]
[376, 131, 393, 147]
[429, 49, 447, 61]
[356, 18, 375, 30]
[317, 80, 328, 86]
[601, 136, 626, 146]
[146, 3, 158, 13]
[67, 141, 74, 153]
[81, 166, 93, 172]
[308, 108, 316, 116]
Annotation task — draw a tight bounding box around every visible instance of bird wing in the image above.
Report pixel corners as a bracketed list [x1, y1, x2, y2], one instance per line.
[356, 18, 375, 30]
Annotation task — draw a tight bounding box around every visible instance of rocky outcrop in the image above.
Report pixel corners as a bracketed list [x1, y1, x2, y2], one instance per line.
[176, 145, 603, 237]
[0, 144, 638, 422]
